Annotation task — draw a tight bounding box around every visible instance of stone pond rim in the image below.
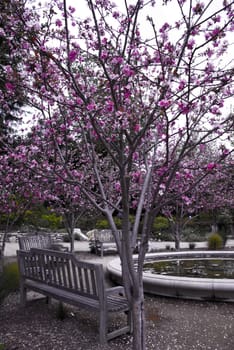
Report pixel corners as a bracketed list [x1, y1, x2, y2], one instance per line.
[107, 250, 234, 301]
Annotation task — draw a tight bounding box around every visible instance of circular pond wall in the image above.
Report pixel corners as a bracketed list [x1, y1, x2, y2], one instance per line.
[107, 251, 234, 301]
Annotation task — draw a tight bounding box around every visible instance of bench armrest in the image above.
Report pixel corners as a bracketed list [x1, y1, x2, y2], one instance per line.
[17, 249, 32, 255]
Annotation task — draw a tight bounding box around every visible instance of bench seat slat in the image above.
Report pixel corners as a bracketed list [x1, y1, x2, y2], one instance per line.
[24, 279, 130, 312]
[24, 279, 101, 309]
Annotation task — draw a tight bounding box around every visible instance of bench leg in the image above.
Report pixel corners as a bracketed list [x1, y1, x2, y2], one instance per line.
[46, 296, 52, 304]
[99, 310, 108, 344]
[101, 243, 104, 258]
[20, 283, 27, 307]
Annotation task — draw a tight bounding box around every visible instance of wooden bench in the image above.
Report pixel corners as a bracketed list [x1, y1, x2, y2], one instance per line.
[18, 234, 68, 252]
[17, 248, 132, 344]
[0, 233, 3, 255]
[90, 230, 121, 257]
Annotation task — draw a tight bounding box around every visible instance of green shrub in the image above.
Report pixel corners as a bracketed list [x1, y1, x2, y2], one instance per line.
[113, 217, 122, 229]
[96, 215, 135, 230]
[41, 213, 63, 230]
[208, 233, 223, 250]
[152, 216, 170, 239]
[0, 262, 19, 304]
[23, 206, 63, 231]
[95, 219, 110, 229]
[0, 343, 5, 350]
[153, 216, 169, 232]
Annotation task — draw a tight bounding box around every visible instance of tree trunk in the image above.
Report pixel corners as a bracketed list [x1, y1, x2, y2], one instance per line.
[173, 225, 181, 250]
[175, 234, 180, 250]
[131, 287, 146, 350]
[63, 212, 75, 252]
[120, 239, 147, 350]
[118, 233, 147, 349]
[70, 230, 74, 252]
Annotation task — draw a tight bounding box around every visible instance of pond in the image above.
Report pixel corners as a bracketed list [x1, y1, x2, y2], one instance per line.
[143, 258, 234, 279]
[107, 251, 234, 301]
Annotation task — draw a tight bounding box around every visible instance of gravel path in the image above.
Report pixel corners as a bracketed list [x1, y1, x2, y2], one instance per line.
[1, 251, 234, 349]
[1, 290, 234, 349]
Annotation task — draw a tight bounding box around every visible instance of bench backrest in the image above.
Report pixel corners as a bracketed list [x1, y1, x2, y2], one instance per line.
[18, 235, 52, 251]
[94, 230, 122, 243]
[17, 248, 104, 300]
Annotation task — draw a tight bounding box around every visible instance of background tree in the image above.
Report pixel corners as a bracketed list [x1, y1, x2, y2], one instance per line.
[0, 152, 42, 255]
[162, 142, 233, 248]
[2, 1, 234, 349]
[0, 0, 27, 138]
[43, 180, 90, 251]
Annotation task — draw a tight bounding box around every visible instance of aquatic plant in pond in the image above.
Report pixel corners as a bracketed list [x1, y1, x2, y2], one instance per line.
[143, 259, 234, 279]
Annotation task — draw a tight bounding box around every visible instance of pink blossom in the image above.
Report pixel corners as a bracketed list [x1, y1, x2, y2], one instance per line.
[101, 51, 108, 60]
[212, 27, 221, 39]
[68, 50, 78, 62]
[55, 19, 63, 27]
[87, 102, 96, 111]
[68, 6, 76, 13]
[101, 37, 107, 45]
[112, 56, 123, 65]
[133, 152, 139, 161]
[199, 144, 206, 152]
[213, 15, 221, 23]
[113, 11, 120, 19]
[193, 2, 204, 15]
[158, 99, 171, 108]
[206, 48, 214, 58]
[72, 170, 82, 179]
[5, 82, 14, 91]
[105, 100, 114, 112]
[187, 39, 195, 50]
[124, 89, 131, 99]
[178, 80, 186, 90]
[185, 172, 193, 179]
[115, 182, 121, 192]
[159, 22, 170, 33]
[122, 65, 134, 77]
[205, 63, 214, 74]
[132, 171, 141, 183]
[76, 97, 83, 105]
[222, 148, 229, 156]
[178, 101, 190, 114]
[182, 195, 190, 204]
[134, 124, 140, 132]
[206, 163, 217, 171]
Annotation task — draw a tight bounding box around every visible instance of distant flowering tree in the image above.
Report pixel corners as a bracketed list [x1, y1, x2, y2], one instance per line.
[162, 144, 234, 248]
[2, 1, 234, 348]
[42, 180, 91, 251]
[195, 150, 234, 233]
[0, 150, 43, 254]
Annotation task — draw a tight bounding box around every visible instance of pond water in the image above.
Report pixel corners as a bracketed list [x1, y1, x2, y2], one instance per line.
[143, 259, 234, 279]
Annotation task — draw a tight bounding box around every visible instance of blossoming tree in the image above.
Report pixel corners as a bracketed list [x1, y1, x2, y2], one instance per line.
[2, 0, 234, 348]
[162, 143, 233, 248]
